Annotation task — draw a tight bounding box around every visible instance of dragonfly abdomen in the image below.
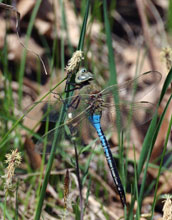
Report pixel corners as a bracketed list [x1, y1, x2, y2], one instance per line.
[88, 114, 126, 207]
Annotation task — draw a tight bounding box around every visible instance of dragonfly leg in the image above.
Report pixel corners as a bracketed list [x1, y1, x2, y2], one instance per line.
[65, 83, 84, 93]
[67, 95, 81, 109]
[50, 91, 61, 99]
[51, 91, 60, 95]
[50, 92, 65, 104]
[50, 90, 81, 110]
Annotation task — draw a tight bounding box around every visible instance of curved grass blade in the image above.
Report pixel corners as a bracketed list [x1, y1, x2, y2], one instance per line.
[129, 69, 172, 216]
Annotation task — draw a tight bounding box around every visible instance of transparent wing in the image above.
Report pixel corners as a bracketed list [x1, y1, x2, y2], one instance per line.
[35, 114, 87, 154]
[23, 95, 89, 122]
[24, 100, 62, 122]
[100, 70, 162, 101]
[100, 101, 158, 133]
[35, 101, 158, 154]
[24, 70, 161, 154]
[24, 70, 161, 122]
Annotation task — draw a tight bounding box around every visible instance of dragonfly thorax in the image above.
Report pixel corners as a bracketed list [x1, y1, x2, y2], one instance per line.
[86, 92, 104, 116]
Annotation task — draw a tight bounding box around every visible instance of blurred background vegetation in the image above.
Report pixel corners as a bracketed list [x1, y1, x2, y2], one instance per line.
[0, 0, 172, 219]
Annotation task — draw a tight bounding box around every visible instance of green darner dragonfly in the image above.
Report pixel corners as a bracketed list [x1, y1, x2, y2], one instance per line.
[26, 68, 161, 206]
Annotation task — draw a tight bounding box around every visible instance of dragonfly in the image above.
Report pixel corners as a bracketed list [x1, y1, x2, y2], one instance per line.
[26, 68, 161, 207]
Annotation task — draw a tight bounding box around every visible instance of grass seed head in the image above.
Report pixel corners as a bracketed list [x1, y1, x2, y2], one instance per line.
[65, 50, 84, 73]
[3, 149, 21, 191]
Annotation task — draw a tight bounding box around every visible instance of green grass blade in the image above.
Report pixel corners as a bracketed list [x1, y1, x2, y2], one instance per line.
[103, 0, 125, 202]
[134, 69, 172, 213]
[133, 145, 140, 219]
[103, 0, 117, 85]
[137, 113, 158, 177]
[128, 69, 172, 214]
[77, 0, 90, 51]
[167, 0, 172, 32]
[138, 68, 172, 177]
[150, 107, 172, 220]
[135, 97, 172, 217]
[34, 103, 66, 220]
[159, 68, 172, 104]
[0, 78, 66, 151]
[65, 0, 90, 95]
[102, 0, 121, 138]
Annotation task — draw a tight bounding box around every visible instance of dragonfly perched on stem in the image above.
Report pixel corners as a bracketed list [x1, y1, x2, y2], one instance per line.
[25, 68, 161, 207]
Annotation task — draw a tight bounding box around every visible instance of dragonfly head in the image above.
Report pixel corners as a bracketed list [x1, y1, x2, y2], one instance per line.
[75, 67, 94, 84]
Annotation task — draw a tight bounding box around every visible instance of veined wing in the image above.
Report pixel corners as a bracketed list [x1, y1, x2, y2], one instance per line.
[34, 100, 157, 154]
[34, 110, 88, 154]
[100, 100, 158, 133]
[23, 94, 90, 123]
[24, 71, 161, 123]
[24, 70, 161, 154]
[100, 70, 162, 102]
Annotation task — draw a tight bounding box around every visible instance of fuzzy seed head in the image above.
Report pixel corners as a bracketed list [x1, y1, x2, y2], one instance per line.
[162, 195, 172, 220]
[3, 149, 21, 191]
[64, 169, 70, 209]
[65, 50, 84, 73]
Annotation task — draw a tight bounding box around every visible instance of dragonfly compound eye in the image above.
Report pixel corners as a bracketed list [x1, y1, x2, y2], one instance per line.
[81, 68, 86, 73]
